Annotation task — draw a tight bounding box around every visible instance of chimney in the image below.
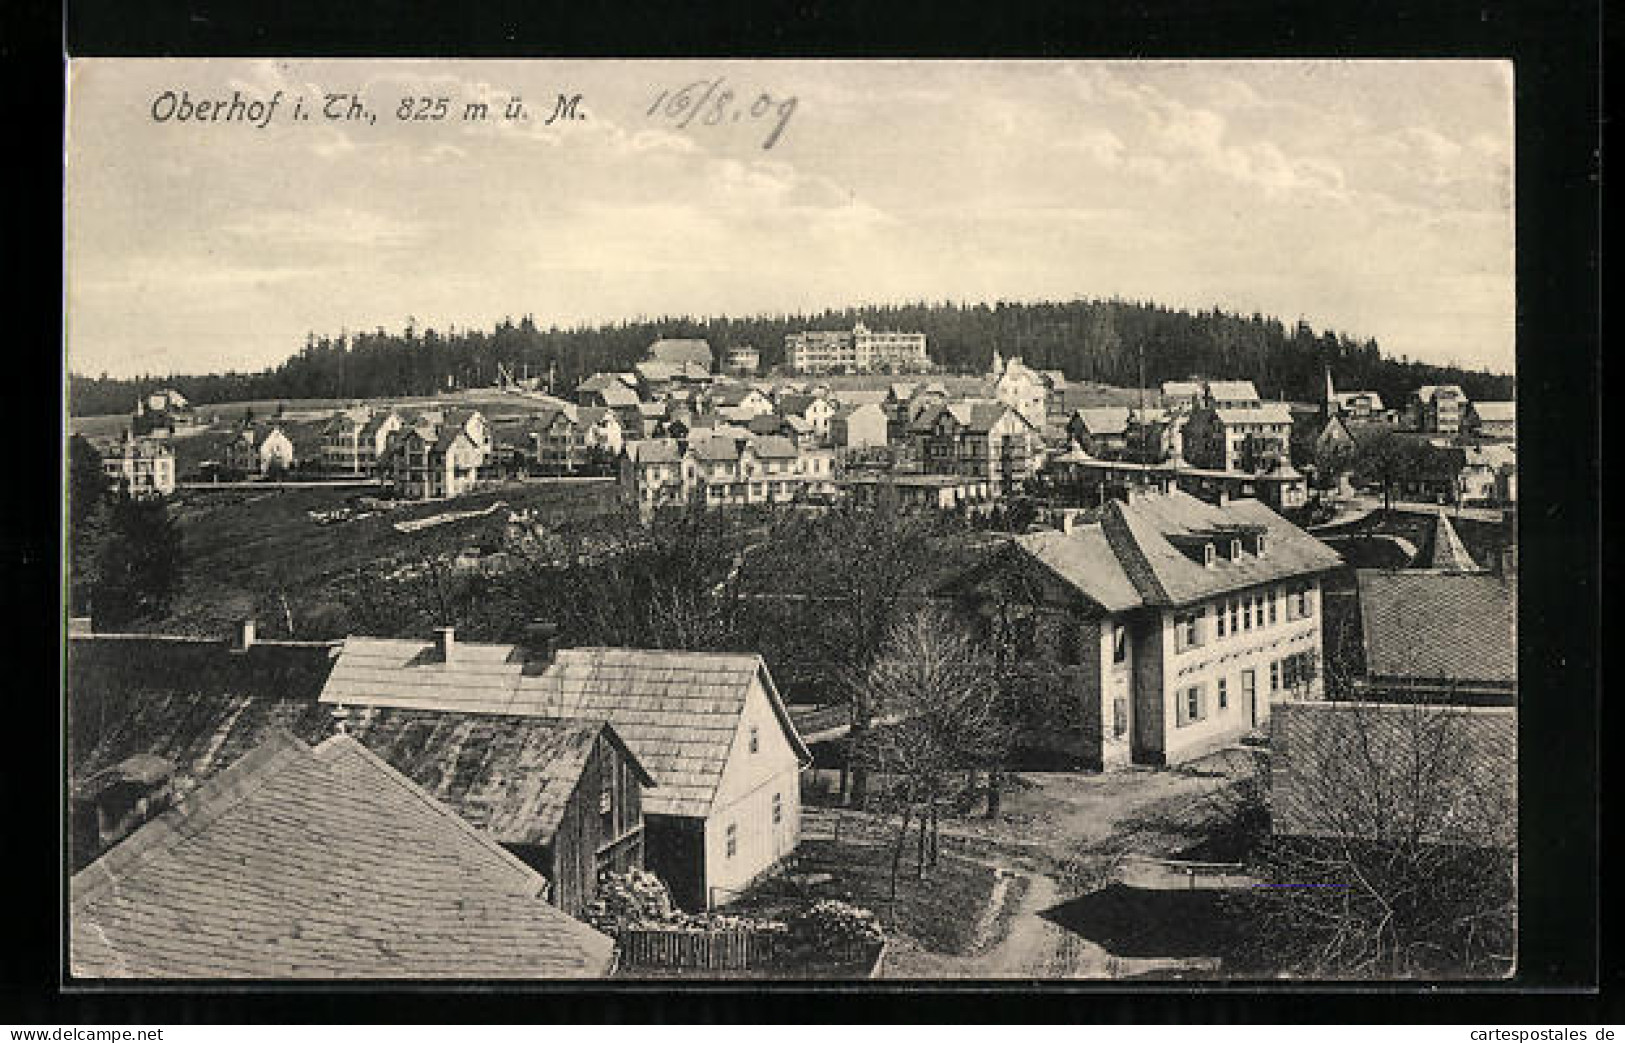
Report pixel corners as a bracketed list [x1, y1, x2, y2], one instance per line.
[523, 620, 560, 662]
[434, 625, 457, 664]
[234, 617, 256, 651]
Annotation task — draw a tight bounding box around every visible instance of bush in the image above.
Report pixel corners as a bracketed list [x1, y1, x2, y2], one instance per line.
[582, 868, 681, 931]
[787, 899, 884, 956]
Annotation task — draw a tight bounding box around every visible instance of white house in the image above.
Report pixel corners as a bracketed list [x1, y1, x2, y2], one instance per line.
[225, 423, 296, 476]
[100, 434, 176, 497]
[318, 633, 811, 910]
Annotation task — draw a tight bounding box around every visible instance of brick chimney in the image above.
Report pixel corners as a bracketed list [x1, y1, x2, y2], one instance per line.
[434, 625, 456, 664]
[234, 617, 257, 651]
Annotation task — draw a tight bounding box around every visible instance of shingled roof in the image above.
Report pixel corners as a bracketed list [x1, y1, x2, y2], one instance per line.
[648, 338, 714, 369]
[1271, 700, 1515, 850]
[334, 707, 652, 845]
[1007, 527, 1143, 613]
[319, 640, 809, 819]
[1355, 569, 1516, 688]
[1100, 490, 1343, 606]
[70, 732, 616, 979]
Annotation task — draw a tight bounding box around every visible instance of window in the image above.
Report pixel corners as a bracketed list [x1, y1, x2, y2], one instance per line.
[1297, 585, 1314, 618]
[1177, 684, 1206, 727]
[1270, 660, 1281, 691]
[1203, 543, 1216, 567]
[1268, 591, 1279, 625]
[1216, 601, 1227, 638]
[1256, 534, 1268, 556]
[1112, 624, 1128, 664]
[1112, 696, 1128, 738]
[1228, 599, 1239, 635]
[1243, 597, 1254, 631]
[772, 792, 783, 825]
[725, 823, 738, 858]
[1230, 539, 1242, 560]
[1174, 610, 1204, 652]
[1218, 677, 1229, 709]
[749, 725, 760, 754]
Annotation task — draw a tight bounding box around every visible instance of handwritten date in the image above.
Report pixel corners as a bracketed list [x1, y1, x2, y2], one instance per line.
[647, 78, 797, 150]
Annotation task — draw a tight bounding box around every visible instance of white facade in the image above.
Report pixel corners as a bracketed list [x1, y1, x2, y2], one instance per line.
[101, 438, 176, 497]
[703, 676, 804, 906]
[784, 323, 928, 374]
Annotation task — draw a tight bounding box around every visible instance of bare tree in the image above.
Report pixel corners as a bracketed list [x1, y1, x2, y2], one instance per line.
[1235, 691, 1516, 978]
[851, 606, 1017, 910]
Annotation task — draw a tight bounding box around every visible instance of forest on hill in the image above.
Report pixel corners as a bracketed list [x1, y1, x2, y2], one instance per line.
[67, 298, 1515, 416]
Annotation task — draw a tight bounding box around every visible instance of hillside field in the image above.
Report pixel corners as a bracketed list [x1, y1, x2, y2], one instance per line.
[155, 478, 621, 639]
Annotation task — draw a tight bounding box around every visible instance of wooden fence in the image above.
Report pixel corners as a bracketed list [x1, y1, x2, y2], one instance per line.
[615, 926, 883, 975]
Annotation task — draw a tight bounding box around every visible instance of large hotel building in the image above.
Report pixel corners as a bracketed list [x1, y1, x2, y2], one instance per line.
[784, 322, 929, 374]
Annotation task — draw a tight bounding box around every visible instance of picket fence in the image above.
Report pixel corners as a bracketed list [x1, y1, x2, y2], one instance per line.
[615, 927, 882, 974]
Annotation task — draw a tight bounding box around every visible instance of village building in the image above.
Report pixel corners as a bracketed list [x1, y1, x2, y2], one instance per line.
[1463, 400, 1516, 441]
[1180, 401, 1295, 473]
[646, 336, 715, 373]
[776, 392, 837, 443]
[1409, 384, 1469, 434]
[634, 359, 712, 398]
[1352, 556, 1516, 707]
[224, 422, 296, 476]
[70, 731, 617, 978]
[1161, 378, 1263, 411]
[318, 635, 811, 910]
[576, 371, 643, 408]
[1458, 442, 1518, 505]
[396, 426, 482, 500]
[724, 344, 761, 376]
[99, 432, 176, 497]
[990, 354, 1054, 432]
[838, 473, 993, 511]
[912, 399, 1043, 497]
[1269, 699, 1515, 850]
[707, 383, 776, 419]
[1065, 406, 1169, 461]
[783, 323, 929, 374]
[830, 401, 891, 452]
[941, 488, 1342, 769]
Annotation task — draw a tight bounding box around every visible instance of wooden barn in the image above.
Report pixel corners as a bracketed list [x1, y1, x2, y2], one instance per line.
[318, 630, 813, 910]
[65, 630, 654, 917]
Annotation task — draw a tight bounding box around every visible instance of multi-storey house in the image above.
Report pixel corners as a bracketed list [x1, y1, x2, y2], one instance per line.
[100, 433, 176, 497]
[914, 399, 1042, 496]
[942, 488, 1341, 769]
[1409, 385, 1468, 434]
[1181, 401, 1295, 473]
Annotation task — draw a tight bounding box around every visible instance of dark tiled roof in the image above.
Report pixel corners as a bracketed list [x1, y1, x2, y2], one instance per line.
[70, 732, 615, 978]
[750, 435, 799, 460]
[776, 394, 821, 418]
[1100, 490, 1343, 606]
[334, 707, 651, 845]
[1270, 700, 1515, 849]
[1355, 570, 1515, 686]
[319, 641, 808, 819]
[648, 338, 713, 368]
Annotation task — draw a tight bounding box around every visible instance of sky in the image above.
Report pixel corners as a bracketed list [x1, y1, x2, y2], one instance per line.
[65, 59, 1515, 378]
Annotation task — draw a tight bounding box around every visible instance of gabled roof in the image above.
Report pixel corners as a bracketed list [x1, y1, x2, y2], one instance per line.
[1423, 514, 1485, 572]
[648, 337, 714, 369]
[747, 413, 790, 435]
[1415, 384, 1465, 403]
[690, 435, 743, 462]
[595, 383, 642, 408]
[1471, 401, 1516, 423]
[709, 384, 761, 407]
[776, 393, 823, 417]
[751, 435, 799, 459]
[319, 639, 808, 819]
[1215, 403, 1293, 425]
[636, 360, 710, 383]
[1355, 570, 1515, 686]
[626, 439, 682, 464]
[1100, 490, 1343, 606]
[1207, 380, 1261, 402]
[358, 411, 399, 439]
[71, 732, 615, 979]
[1073, 407, 1131, 437]
[1009, 527, 1143, 613]
[576, 406, 616, 428]
[333, 707, 652, 844]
